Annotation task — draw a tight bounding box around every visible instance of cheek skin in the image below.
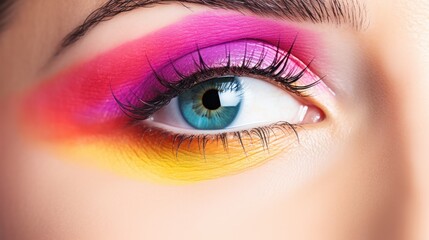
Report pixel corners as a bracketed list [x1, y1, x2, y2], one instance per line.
[54, 126, 298, 184]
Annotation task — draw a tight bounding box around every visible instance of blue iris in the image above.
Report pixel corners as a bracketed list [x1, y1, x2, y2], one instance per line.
[178, 76, 243, 130]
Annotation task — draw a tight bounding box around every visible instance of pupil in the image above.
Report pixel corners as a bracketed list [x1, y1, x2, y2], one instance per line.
[202, 89, 221, 110]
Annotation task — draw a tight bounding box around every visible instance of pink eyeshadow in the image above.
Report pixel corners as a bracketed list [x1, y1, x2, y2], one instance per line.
[23, 11, 324, 137]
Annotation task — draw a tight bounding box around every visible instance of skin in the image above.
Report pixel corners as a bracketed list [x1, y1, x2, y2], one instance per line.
[0, 0, 429, 239]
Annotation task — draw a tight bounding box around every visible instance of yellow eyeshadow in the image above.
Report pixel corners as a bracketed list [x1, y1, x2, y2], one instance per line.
[55, 126, 297, 184]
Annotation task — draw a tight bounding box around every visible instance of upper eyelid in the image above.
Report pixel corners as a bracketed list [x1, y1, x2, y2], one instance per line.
[57, 0, 368, 56]
[113, 40, 320, 121]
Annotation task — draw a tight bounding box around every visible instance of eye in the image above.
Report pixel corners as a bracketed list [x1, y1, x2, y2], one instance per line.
[150, 75, 317, 133]
[24, 13, 333, 184]
[101, 39, 327, 183]
[116, 39, 324, 137]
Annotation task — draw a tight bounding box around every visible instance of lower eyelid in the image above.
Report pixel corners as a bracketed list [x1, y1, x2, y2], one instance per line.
[55, 122, 301, 183]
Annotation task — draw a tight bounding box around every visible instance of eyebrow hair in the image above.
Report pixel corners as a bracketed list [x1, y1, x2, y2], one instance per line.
[60, 0, 367, 53]
[0, 0, 14, 32]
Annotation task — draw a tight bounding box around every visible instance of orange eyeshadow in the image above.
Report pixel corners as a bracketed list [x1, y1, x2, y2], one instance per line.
[55, 124, 299, 184]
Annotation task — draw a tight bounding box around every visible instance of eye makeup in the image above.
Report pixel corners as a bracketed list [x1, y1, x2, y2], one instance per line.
[22, 11, 333, 183]
[58, 122, 301, 183]
[114, 40, 320, 122]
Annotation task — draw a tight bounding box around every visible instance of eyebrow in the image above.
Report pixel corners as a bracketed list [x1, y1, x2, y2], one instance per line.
[59, 0, 368, 54]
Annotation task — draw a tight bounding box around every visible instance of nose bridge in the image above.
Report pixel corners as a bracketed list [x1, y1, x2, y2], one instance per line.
[363, 0, 429, 237]
[378, 20, 429, 240]
[397, 54, 429, 240]
[395, 2, 429, 240]
[401, 56, 429, 240]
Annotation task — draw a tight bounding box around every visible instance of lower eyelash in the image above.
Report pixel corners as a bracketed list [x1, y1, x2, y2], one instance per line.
[133, 121, 299, 158]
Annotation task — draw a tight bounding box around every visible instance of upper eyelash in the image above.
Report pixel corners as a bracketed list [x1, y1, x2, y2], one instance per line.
[113, 38, 320, 122]
[110, 38, 320, 156]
